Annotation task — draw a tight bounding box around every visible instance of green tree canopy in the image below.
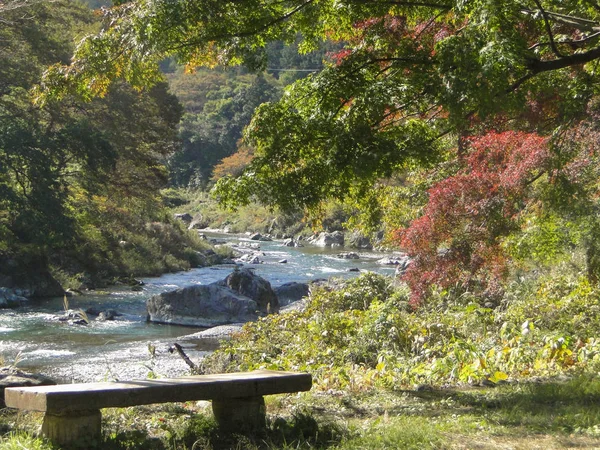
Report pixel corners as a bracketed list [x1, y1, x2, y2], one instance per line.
[39, 0, 600, 296]
[0, 0, 204, 285]
[43, 1, 600, 209]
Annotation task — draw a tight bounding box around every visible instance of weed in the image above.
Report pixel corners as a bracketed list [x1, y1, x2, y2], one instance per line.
[0, 432, 54, 450]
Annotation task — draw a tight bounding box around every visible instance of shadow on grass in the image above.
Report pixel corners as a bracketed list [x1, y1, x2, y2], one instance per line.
[102, 410, 346, 450]
[403, 374, 600, 435]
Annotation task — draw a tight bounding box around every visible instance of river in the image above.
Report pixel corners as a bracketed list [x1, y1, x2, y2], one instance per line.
[0, 233, 398, 382]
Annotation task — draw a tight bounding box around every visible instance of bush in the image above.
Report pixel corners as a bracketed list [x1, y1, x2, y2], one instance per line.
[203, 270, 600, 390]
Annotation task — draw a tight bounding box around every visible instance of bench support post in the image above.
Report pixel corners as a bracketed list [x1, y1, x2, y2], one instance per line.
[41, 409, 102, 447]
[212, 396, 266, 432]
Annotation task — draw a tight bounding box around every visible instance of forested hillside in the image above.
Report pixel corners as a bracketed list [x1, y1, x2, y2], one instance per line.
[165, 39, 335, 188]
[0, 1, 211, 293]
[166, 70, 282, 188]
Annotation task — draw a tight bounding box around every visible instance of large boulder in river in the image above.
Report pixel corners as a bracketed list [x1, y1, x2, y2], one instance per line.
[309, 231, 344, 247]
[147, 284, 259, 327]
[346, 231, 373, 250]
[0, 367, 56, 408]
[218, 268, 279, 313]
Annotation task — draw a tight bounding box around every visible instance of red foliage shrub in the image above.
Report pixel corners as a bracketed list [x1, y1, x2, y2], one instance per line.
[396, 131, 551, 305]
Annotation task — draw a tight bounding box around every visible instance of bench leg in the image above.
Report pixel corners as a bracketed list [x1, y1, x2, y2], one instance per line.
[212, 396, 266, 432]
[41, 409, 102, 447]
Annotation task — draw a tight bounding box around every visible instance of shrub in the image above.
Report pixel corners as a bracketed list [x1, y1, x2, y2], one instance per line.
[204, 270, 600, 390]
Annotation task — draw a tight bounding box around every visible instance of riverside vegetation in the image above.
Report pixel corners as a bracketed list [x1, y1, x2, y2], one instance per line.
[4, 270, 600, 449]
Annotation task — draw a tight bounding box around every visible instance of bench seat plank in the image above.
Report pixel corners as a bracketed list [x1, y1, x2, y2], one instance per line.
[5, 370, 311, 414]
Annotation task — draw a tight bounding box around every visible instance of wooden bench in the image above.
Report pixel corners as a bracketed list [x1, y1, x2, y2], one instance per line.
[4, 369, 312, 446]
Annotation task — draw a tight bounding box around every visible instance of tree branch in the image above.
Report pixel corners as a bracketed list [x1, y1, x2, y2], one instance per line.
[345, 0, 452, 9]
[527, 45, 600, 73]
[528, 31, 600, 51]
[533, 0, 564, 58]
[521, 8, 600, 32]
[170, 0, 314, 52]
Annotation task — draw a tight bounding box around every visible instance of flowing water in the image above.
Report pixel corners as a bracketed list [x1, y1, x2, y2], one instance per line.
[0, 233, 398, 382]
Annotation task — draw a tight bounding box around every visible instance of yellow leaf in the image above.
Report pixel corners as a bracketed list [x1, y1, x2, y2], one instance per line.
[493, 371, 508, 381]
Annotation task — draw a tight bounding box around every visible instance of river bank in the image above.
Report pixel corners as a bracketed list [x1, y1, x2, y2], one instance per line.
[0, 232, 401, 383]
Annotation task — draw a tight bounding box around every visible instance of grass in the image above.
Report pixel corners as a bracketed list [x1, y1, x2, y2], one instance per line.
[3, 375, 600, 449]
[169, 189, 348, 238]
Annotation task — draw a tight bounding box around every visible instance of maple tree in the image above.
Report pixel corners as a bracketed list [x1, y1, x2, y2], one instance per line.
[397, 131, 552, 304]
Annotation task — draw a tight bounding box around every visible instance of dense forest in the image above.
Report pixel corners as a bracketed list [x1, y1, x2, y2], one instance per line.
[0, 0, 212, 293]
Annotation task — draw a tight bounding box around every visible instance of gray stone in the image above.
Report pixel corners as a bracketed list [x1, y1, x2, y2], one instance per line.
[249, 233, 272, 241]
[274, 282, 309, 306]
[282, 238, 303, 248]
[337, 252, 360, 259]
[58, 309, 90, 326]
[97, 309, 120, 321]
[237, 242, 261, 250]
[377, 255, 410, 266]
[309, 231, 344, 247]
[174, 213, 193, 223]
[0, 287, 28, 308]
[346, 231, 373, 250]
[218, 268, 279, 313]
[147, 284, 259, 327]
[237, 253, 262, 264]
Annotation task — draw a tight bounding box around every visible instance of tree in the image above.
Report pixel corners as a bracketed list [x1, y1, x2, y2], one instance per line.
[397, 131, 552, 304]
[168, 72, 281, 187]
[0, 0, 200, 285]
[43, 1, 600, 202]
[41, 0, 600, 294]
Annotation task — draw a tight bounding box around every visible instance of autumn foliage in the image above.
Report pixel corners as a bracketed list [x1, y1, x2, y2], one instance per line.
[211, 144, 254, 181]
[397, 131, 551, 305]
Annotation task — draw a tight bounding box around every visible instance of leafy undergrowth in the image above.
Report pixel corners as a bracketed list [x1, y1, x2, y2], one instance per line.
[204, 271, 600, 389]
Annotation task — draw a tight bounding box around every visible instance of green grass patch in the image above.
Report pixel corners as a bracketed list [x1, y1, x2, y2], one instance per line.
[0, 432, 55, 450]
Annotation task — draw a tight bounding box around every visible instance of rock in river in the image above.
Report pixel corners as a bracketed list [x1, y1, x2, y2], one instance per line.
[309, 231, 344, 247]
[147, 284, 259, 327]
[0, 288, 28, 308]
[274, 282, 309, 306]
[217, 268, 279, 313]
[147, 268, 280, 327]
